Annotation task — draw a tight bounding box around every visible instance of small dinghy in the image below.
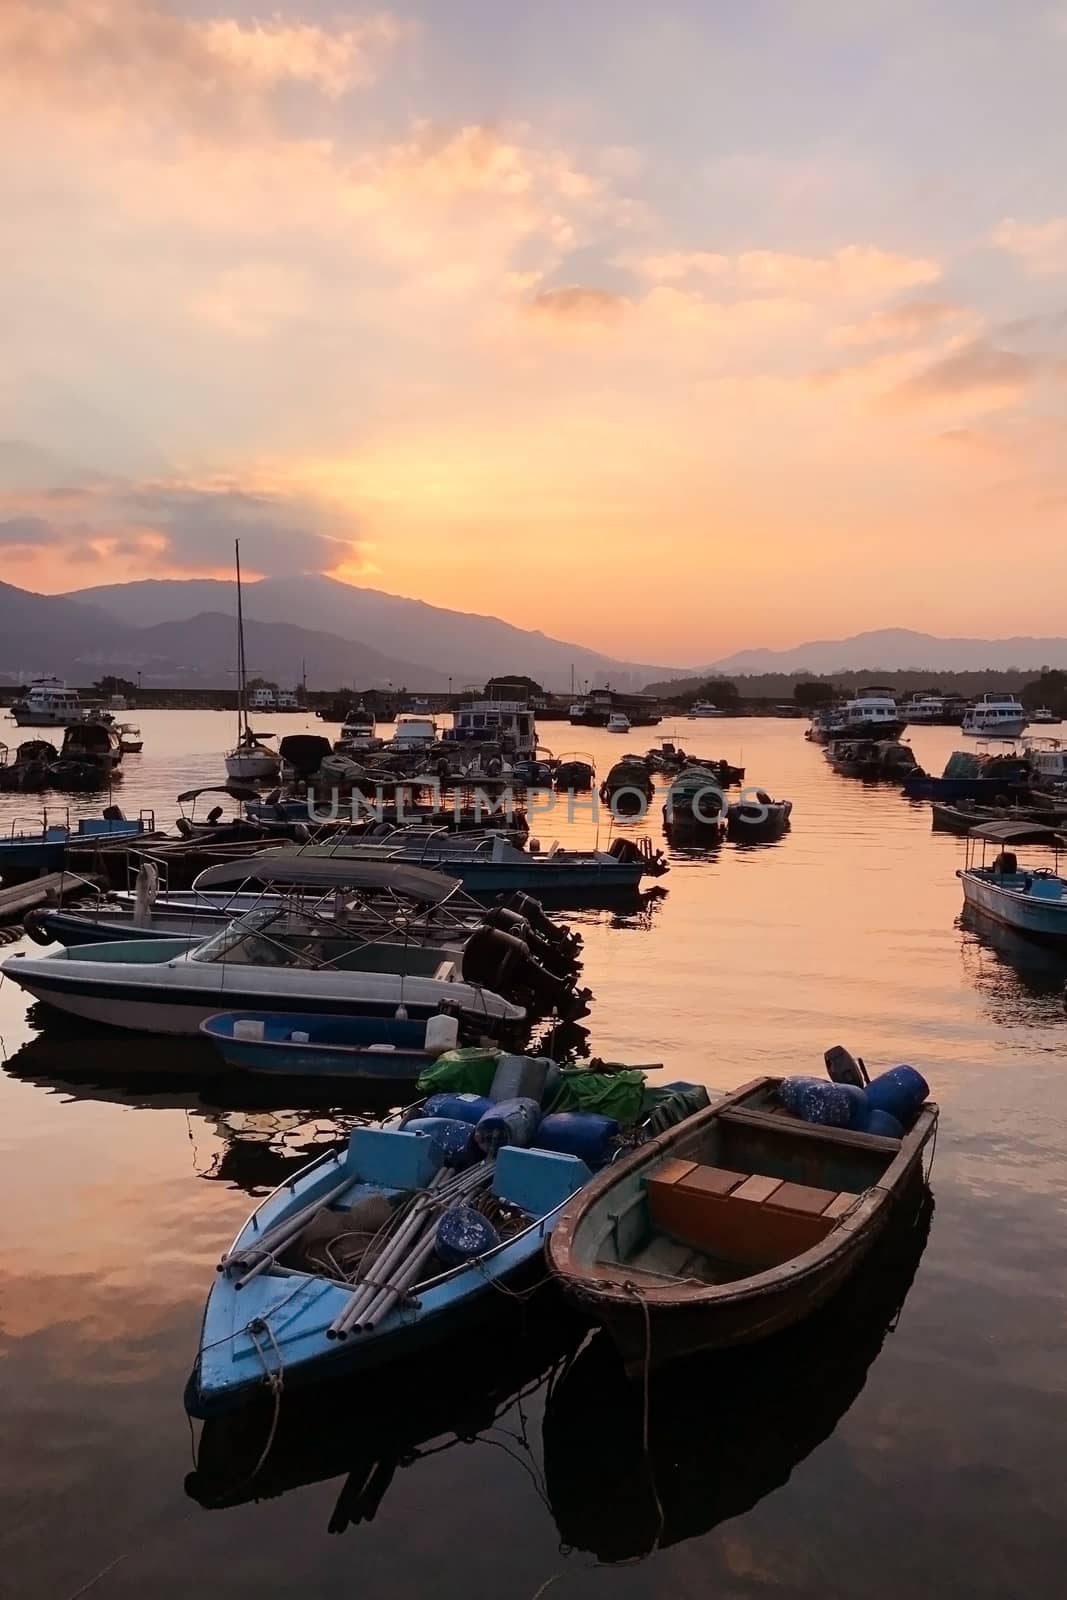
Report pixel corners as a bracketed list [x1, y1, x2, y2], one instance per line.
[547, 1067, 937, 1373]
[200, 1010, 460, 1083]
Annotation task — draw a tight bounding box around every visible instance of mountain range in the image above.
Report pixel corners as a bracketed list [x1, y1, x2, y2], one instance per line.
[0, 576, 677, 690]
[3, 583, 1067, 691]
[704, 628, 1067, 676]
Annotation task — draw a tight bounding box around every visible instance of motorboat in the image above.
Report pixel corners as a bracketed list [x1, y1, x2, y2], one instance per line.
[186, 1123, 595, 1413]
[336, 702, 379, 752]
[2, 908, 528, 1037]
[804, 706, 847, 744]
[962, 694, 1028, 738]
[1031, 707, 1060, 725]
[388, 713, 438, 752]
[225, 541, 282, 784]
[234, 829, 669, 897]
[726, 793, 792, 842]
[688, 702, 723, 719]
[956, 819, 1067, 941]
[9, 678, 82, 727]
[606, 712, 631, 734]
[3, 855, 590, 1032]
[60, 719, 122, 770]
[116, 723, 143, 754]
[836, 687, 904, 741]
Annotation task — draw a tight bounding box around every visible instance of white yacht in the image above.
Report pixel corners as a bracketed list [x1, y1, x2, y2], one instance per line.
[962, 694, 1027, 739]
[444, 699, 537, 758]
[10, 678, 82, 727]
[900, 695, 945, 724]
[688, 702, 723, 719]
[837, 687, 905, 741]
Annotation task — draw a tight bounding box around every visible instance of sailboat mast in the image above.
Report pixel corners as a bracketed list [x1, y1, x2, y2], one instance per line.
[235, 538, 248, 741]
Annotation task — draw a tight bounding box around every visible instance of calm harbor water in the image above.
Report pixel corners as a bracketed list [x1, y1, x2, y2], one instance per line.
[1, 712, 1065, 1598]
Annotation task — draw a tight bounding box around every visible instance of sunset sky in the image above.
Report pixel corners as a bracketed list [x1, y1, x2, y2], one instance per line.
[2, 0, 1066, 663]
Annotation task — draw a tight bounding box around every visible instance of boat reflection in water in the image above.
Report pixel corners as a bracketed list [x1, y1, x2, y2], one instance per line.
[958, 905, 1067, 1026]
[543, 1188, 933, 1563]
[186, 1191, 931, 1550]
[185, 1296, 587, 1523]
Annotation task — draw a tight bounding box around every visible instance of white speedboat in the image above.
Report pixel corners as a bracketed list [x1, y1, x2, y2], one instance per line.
[3, 907, 527, 1037]
[606, 712, 631, 733]
[962, 695, 1027, 738]
[688, 702, 723, 719]
[1031, 707, 1060, 725]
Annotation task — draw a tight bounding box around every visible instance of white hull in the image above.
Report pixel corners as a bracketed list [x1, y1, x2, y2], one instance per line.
[960, 871, 1067, 940]
[962, 718, 1027, 739]
[225, 750, 280, 781]
[11, 710, 73, 727]
[4, 944, 525, 1037]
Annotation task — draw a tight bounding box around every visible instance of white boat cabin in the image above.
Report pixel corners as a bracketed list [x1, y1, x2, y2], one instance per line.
[11, 678, 82, 726]
[841, 687, 900, 730]
[962, 695, 1027, 737]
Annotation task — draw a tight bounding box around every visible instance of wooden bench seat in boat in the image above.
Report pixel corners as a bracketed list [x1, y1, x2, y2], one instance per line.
[645, 1159, 855, 1268]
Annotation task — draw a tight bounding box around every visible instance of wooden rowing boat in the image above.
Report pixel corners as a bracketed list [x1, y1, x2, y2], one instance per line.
[546, 1075, 937, 1372]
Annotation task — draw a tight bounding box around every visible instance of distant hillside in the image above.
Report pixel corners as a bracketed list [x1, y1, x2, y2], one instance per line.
[704, 628, 1067, 675]
[65, 574, 684, 690]
[0, 582, 437, 688]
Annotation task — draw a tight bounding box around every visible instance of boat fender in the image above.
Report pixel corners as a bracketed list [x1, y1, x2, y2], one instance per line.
[435, 1205, 500, 1266]
[21, 909, 55, 946]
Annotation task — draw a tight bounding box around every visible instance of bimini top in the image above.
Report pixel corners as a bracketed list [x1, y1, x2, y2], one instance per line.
[192, 850, 461, 902]
[967, 820, 1063, 845]
[177, 784, 263, 804]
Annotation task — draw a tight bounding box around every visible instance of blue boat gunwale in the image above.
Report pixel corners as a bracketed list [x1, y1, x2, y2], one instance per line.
[200, 1011, 437, 1064]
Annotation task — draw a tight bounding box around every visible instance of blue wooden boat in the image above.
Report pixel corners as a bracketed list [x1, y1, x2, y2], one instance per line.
[186, 1125, 594, 1415]
[201, 1011, 442, 1081]
[957, 819, 1067, 942]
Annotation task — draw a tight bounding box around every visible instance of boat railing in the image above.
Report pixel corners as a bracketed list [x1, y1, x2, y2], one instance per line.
[7, 807, 71, 841]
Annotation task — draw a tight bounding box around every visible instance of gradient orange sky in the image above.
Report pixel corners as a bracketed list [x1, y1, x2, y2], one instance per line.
[2, 1, 1067, 664]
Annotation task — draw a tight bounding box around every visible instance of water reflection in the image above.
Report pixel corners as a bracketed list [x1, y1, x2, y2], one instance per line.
[543, 1191, 933, 1563]
[188, 1194, 932, 1557]
[958, 907, 1067, 1026]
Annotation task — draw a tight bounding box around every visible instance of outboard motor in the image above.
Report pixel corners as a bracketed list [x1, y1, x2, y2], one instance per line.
[479, 906, 581, 979]
[461, 926, 588, 1020]
[499, 891, 582, 956]
[607, 836, 643, 865]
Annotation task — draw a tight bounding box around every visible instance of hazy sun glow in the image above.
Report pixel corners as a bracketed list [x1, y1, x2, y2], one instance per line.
[3, 0, 1067, 662]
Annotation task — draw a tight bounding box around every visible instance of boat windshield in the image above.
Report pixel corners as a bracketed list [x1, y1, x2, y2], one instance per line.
[191, 908, 320, 968]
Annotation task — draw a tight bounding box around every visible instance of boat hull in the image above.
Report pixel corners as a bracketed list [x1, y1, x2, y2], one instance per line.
[202, 1013, 436, 1080]
[225, 752, 280, 781]
[548, 1078, 937, 1373]
[959, 870, 1067, 942]
[3, 947, 525, 1038]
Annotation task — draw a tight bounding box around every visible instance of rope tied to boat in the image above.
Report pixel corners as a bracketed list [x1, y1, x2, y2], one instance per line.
[621, 1279, 664, 1560]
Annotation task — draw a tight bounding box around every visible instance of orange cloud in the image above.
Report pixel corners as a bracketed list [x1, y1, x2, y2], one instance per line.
[835, 298, 967, 346]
